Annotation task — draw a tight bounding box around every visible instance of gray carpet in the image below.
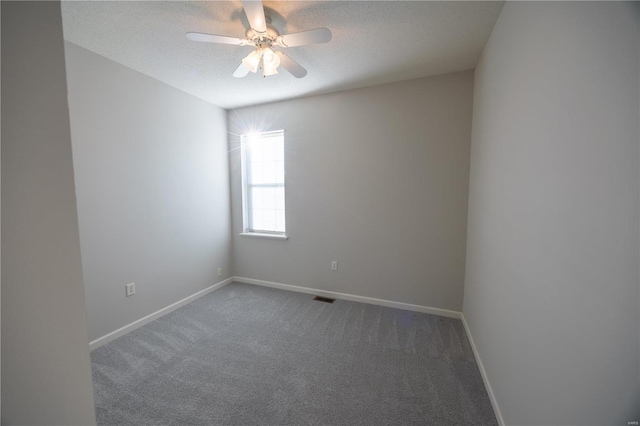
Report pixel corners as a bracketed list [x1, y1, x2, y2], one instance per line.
[91, 282, 497, 425]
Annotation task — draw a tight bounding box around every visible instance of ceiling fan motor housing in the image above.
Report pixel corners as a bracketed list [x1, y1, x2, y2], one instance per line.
[246, 25, 279, 46]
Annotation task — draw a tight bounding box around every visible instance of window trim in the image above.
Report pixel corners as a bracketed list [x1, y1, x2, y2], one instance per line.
[239, 232, 288, 240]
[240, 130, 287, 239]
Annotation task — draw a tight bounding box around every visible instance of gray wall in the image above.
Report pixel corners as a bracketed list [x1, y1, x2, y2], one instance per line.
[229, 72, 473, 311]
[64, 42, 232, 342]
[1, 2, 96, 424]
[463, 2, 639, 425]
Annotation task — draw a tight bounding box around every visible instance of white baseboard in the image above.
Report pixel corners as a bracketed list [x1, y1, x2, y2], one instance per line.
[89, 277, 234, 350]
[461, 314, 505, 426]
[232, 276, 462, 319]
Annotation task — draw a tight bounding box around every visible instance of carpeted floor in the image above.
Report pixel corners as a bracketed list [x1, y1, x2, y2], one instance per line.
[91, 282, 497, 425]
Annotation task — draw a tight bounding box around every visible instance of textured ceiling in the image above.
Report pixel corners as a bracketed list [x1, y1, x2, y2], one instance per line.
[61, 1, 504, 109]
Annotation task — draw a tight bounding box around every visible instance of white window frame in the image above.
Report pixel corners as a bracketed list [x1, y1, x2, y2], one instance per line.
[240, 130, 288, 240]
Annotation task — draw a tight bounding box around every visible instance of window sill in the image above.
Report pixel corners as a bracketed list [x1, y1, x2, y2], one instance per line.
[240, 232, 289, 240]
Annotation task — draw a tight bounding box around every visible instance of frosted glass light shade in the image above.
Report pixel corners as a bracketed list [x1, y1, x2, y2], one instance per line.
[242, 49, 262, 73]
[262, 48, 280, 76]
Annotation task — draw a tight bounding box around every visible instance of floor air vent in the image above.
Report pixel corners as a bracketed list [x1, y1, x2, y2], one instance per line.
[313, 296, 336, 304]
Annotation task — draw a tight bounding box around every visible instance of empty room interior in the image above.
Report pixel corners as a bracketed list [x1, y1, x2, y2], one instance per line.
[2, 1, 639, 425]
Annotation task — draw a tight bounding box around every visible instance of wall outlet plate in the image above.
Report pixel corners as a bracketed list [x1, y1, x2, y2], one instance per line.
[331, 261, 338, 271]
[217, 267, 222, 277]
[126, 282, 135, 297]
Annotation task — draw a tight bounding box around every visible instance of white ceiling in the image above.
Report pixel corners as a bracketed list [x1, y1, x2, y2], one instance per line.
[61, 1, 504, 110]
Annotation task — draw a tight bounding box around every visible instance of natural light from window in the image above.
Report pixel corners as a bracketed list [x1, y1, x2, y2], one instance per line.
[241, 130, 286, 237]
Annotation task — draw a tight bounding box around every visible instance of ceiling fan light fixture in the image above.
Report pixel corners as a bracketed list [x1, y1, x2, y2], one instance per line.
[263, 62, 279, 77]
[262, 48, 280, 76]
[242, 49, 262, 73]
[262, 47, 277, 64]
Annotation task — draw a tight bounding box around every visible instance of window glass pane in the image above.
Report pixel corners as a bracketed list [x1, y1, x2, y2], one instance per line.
[251, 137, 283, 162]
[250, 158, 282, 184]
[252, 209, 276, 232]
[250, 187, 283, 212]
[247, 135, 284, 185]
[251, 209, 285, 232]
[274, 186, 285, 209]
[275, 210, 286, 233]
[252, 190, 284, 232]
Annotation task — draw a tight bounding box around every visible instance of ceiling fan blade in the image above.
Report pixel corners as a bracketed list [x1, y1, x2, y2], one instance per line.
[233, 62, 251, 78]
[276, 28, 332, 47]
[186, 32, 245, 45]
[242, 0, 267, 33]
[275, 51, 307, 78]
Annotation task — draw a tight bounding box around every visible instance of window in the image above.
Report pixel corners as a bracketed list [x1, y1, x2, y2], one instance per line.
[240, 130, 287, 239]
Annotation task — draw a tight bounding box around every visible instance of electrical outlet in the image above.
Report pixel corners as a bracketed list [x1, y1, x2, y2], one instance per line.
[331, 261, 338, 271]
[217, 267, 222, 277]
[125, 282, 135, 297]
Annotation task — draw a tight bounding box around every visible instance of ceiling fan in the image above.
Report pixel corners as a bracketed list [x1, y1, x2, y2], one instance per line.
[186, 0, 332, 79]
